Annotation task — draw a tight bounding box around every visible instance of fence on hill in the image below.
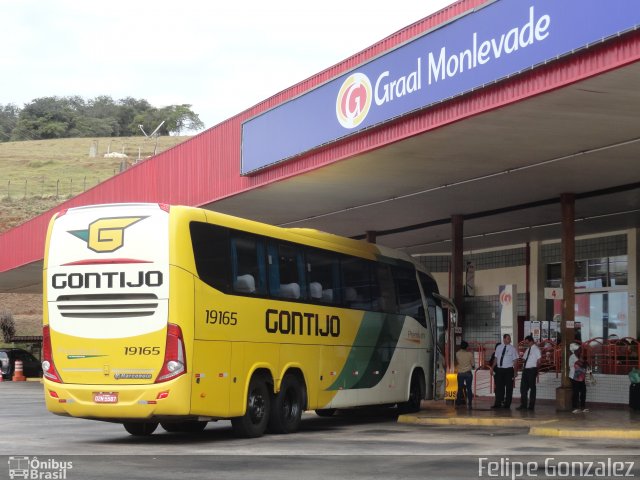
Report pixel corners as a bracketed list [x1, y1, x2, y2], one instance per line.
[1, 138, 169, 201]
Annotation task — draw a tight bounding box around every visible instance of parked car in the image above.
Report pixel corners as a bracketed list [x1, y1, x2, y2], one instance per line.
[0, 348, 42, 380]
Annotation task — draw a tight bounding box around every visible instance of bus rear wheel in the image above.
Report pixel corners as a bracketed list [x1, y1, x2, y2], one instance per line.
[268, 374, 305, 434]
[231, 374, 271, 438]
[123, 422, 159, 436]
[161, 420, 208, 433]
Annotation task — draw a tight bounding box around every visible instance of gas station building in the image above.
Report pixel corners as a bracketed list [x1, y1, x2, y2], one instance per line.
[1, 0, 639, 404]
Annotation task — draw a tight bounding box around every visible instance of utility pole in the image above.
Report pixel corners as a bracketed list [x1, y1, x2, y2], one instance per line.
[138, 121, 165, 156]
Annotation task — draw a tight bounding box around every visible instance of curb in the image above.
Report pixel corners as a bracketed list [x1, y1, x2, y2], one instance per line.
[399, 413, 638, 440]
[398, 414, 552, 428]
[529, 425, 640, 439]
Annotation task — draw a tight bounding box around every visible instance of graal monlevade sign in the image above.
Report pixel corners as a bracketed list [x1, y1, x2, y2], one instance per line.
[241, 0, 640, 174]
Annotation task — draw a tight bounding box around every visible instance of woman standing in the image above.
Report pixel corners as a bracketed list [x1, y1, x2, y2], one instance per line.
[569, 342, 589, 413]
[455, 341, 475, 409]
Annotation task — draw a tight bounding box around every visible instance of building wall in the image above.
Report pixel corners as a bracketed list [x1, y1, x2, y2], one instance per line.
[417, 229, 638, 345]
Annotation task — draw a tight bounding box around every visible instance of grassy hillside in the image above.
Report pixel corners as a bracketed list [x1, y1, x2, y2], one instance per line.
[0, 135, 191, 339]
[0, 135, 190, 232]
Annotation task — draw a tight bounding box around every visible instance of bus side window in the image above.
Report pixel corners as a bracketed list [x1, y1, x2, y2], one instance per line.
[394, 266, 425, 326]
[269, 243, 306, 300]
[231, 234, 267, 295]
[341, 258, 374, 310]
[306, 249, 340, 304]
[376, 264, 397, 314]
[190, 222, 232, 293]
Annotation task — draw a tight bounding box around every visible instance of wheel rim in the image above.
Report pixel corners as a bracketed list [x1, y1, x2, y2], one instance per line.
[282, 387, 299, 421]
[248, 387, 266, 424]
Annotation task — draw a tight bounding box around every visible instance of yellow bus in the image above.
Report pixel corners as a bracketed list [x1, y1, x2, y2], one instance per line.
[42, 203, 446, 437]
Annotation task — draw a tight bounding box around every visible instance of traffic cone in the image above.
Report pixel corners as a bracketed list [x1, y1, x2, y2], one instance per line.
[12, 360, 26, 381]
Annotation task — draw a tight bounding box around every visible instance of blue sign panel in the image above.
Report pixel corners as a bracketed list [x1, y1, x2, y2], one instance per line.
[241, 0, 640, 174]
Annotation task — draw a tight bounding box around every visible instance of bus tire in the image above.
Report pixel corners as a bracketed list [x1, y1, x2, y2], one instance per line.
[268, 374, 305, 434]
[231, 374, 271, 438]
[314, 408, 336, 417]
[161, 420, 208, 433]
[123, 422, 159, 436]
[399, 371, 424, 414]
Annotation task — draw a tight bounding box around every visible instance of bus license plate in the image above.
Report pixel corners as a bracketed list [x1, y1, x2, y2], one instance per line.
[93, 392, 118, 404]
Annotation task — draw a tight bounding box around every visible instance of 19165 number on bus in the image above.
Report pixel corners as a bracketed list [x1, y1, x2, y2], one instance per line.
[124, 346, 160, 356]
[205, 310, 238, 325]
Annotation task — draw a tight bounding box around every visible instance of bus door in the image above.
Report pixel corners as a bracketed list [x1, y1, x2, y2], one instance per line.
[418, 272, 448, 400]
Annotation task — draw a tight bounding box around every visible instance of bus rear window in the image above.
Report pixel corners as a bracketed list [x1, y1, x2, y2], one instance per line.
[190, 222, 231, 292]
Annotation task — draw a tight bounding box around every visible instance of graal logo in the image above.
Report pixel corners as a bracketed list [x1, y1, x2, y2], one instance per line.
[68, 216, 147, 253]
[8, 456, 73, 479]
[335, 72, 372, 129]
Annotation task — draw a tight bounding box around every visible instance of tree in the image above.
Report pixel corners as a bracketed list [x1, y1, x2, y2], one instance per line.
[11, 96, 78, 140]
[133, 104, 204, 136]
[0, 310, 15, 343]
[88, 96, 121, 136]
[132, 109, 168, 137]
[161, 104, 204, 134]
[0, 104, 19, 141]
[2, 95, 204, 141]
[117, 97, 154, 136]
[69, 116, 119, 138]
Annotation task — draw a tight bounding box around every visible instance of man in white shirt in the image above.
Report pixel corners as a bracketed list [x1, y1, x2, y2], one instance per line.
[517, 335, 541, 411]
[491, 333, 518, 408]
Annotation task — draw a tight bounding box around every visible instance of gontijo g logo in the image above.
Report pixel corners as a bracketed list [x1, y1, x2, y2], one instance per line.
[335, 72, 372, 129]
[68, 216, 147, 253]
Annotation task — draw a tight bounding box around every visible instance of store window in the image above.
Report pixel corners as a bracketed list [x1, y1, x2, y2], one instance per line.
[609, 255, 628, 286]
[546, 255, 629, 341]
[546, 263, 562, 288]
[546, 255, 628, 289]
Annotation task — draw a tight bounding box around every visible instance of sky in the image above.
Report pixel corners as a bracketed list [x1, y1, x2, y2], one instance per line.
[1, 0, 457, 132]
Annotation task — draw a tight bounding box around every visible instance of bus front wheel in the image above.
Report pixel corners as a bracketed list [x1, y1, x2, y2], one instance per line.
[231, 374, 271, 438]
[268, 374, 305, 434]
[123, 421, 159, 436]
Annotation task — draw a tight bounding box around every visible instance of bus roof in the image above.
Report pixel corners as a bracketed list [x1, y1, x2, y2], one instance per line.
[57, 203, 427, 272]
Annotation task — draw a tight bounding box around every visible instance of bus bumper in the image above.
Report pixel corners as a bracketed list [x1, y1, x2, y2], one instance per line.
[43, 376, 192, 421]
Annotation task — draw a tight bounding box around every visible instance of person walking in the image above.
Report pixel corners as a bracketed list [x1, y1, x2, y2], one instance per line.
[455, 341, 475, 409]
[569, 342, 589, 413]
[517, 335, 541, 411]
[491, 333, 518, 408]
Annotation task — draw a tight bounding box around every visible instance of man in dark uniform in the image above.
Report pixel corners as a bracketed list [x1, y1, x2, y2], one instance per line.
[491, 333, 518, 408]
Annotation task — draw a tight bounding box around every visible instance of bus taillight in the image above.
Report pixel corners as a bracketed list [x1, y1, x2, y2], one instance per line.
[155, 323, 186, 383]
[42, 325, 62, 383]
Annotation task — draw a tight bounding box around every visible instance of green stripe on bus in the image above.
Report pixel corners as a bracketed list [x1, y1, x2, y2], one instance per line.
[327, 312, 405, 391]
